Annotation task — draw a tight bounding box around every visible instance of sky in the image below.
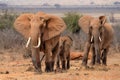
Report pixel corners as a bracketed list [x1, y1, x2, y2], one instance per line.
[0, 0, 119, 5]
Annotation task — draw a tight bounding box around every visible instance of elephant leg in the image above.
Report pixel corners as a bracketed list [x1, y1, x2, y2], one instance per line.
[44, 41, 54, 72]
[31, 48, 42, 73]
[56, 54, 60, 69]
[45, 50, 52, 72]
[90, 45, 96, 65]
[67, 52, 70, 69]
[102, 48, 108, 66]
[61, 51, 67, 70]
[62, 60, 66, 70]
[60, 55, 66, 70]
[82, 42, 91, 66]
[52, 42, 60, 71]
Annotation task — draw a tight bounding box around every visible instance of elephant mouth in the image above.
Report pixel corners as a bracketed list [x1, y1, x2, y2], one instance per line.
[90, 35, 102, 43]
[26, 37, 41, 48]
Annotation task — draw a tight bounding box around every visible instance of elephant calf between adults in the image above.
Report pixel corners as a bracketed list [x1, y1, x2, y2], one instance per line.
[78, 15, 114, 67]
[14, 12, 66, 73]
[57, 36, 73, 70]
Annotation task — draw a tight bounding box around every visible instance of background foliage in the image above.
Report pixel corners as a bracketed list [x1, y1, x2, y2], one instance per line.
[63, 12, 82, 33]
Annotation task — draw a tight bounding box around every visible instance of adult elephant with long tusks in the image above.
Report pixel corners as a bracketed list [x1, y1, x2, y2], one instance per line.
[78, 15, 114, 67]
[14, 12, 66, 73]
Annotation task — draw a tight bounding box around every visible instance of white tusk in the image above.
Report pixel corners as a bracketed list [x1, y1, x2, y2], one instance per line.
[99, 36, 102, 42]
[33, 37, 41, 48]
[90, 36, 93, 42]
[26, 37, 31, 48]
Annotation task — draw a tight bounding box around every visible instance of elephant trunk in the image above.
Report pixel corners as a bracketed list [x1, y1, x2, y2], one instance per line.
[30, 27, 42, 48]
[94, 35, 101, 63]
[33, 37, 41, 48]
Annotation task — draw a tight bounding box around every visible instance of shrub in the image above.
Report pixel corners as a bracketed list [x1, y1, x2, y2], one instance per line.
[63, 12, 82, 33]
[0, 28, 25, 50]
[0, 13, 18, 29]
[111, 23, 120, 53]
[0, 13, 26, 53]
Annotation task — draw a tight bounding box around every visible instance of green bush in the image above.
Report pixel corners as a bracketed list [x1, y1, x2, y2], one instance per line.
[63, 12, 82, 33]
[0, 14, 18, 29]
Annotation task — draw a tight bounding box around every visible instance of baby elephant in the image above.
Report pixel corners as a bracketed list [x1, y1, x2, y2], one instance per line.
[57, 36, 73, 70]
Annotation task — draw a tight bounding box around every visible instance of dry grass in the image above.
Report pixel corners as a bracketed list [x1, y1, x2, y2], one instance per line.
[0, 28, 26, 53]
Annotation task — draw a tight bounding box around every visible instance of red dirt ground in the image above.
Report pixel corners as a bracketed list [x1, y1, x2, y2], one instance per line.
[0, 51, 120, 80]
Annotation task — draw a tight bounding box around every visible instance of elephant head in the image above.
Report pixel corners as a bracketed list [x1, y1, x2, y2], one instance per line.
[78, 15, 107, 64]
[14, 12, 66, 49]
[89, 16, 106, 49]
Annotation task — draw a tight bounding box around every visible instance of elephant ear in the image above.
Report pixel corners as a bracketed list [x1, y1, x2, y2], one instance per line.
[42, 14, 66, 41]
[99, 16, 107, 26]
[14, 13, 34, 39]
[78, 15, 93, 34]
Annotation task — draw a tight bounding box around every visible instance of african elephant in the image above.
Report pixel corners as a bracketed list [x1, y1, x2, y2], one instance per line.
[14, 12, 66, 73]
[56, 36, 73, 70]
[78, 15, 114, 67]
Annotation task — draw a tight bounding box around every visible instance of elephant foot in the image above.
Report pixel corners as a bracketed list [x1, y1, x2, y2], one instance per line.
[81, 62, 87, 67]
[80, 62, 90, 70]
[35, 68, 42, 74]
[57, 62, 60, 69]
[62, 61, 66, 70]
[102, 63, 107, 66]
[89, 62, 95, 67]
[54, 68, 62, 73]
[67, 65, 70, 69]
[32, 60, 42, 73]
[80, 62, 87, 70]
[54, 68, 67, 73]
[80, 65, 94, 71]
[102, 60, 107, 66]
[45, 62, 53, 72]
[96, 59, 101, 65]
[67, 61, 70, 69]
[81, 58, 88, 66]
[95, 63, 101, 66]
[51, 61, 54, 71]
[80, 65, 89, 70]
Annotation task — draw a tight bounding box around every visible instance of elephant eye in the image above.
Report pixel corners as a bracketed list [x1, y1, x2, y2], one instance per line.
[90, 26, 92, 28]
[100, 32, 102, 36]
[39, 25, 42, 29]
[89, 26, 93, 31]
[99, 27, 101, 30]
